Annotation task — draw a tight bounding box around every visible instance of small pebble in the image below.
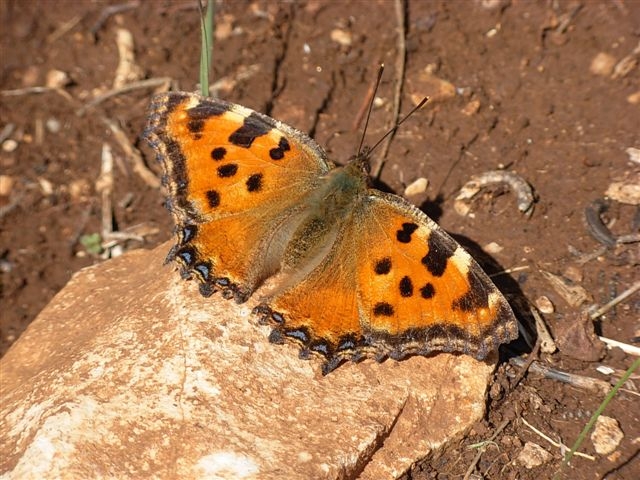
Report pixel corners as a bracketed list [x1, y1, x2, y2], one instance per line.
[626, 147, 640, 165]
[483, 242, 503, 254]
[605, 175, 640, 205]
[404, 177, 428, 197]
[595, 365, 615, 375]
[517, 442, 553, 468]
[485, 25, 500, 38]
[330, 29, 352, 46]
[46, 118, 61, 133]
[0, 258, 13, 273]
[69, 179, 91, 201]
[110, 244, 124, 258]
[214, 14, 234, 41]
[590, 52, 616, 76]
[38, 177, 54, 195]
[410, 69, 456, 104]
[0, 175, 14, 196]
[45, 69, 71, 89]
[535, 295, 555, 314]
[591, 416, 624, 455]
[627, 91, 640, 104]
[461, 99, 481, 116]
[563, 265, 583, 283]
[1, 139, 18, 152]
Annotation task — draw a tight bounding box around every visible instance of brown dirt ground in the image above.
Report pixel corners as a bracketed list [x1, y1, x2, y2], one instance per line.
[1, 1, 639, 479]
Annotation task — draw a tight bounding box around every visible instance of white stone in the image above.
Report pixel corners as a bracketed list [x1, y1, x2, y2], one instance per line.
[591, 416, 624, 455]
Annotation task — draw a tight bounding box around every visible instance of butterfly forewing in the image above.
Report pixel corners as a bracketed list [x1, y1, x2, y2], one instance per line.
[146, 92, 332, 298]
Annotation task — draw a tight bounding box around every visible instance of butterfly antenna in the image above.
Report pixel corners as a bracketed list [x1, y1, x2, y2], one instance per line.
[368, 96, 428, 155]
[357, 64, 385, 158]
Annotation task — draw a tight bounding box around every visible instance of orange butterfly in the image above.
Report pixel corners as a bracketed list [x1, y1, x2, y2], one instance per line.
[145, 92, 518, 374]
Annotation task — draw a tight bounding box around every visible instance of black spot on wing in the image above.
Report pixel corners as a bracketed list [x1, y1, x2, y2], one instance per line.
[452, 269, 491, 312]
[399, 276, 414, 297]
[246, 173, 263, 192]
[396, 222, 419, 243]
[211, 147, 226, 161]
[309, 340, 332, 357]
[188, 102, 229, 119]
[187, 102, 228, 139]
[336, 334, 358, 353]
[163, 92, 189, 113]
[269, 136, 291, 160]
[421, 232, 456, 277]
[187, 119, 204, 136]
[217, 164, 238, 178]
[194, 262, 212, 281]
[206, 190, 220, 208]
[282, 327, 311, 344]
[373, 302, 394, 316]
[228, 112, 271, 148]
[374, 257, 392, 275]
[420, 283, 435, 299]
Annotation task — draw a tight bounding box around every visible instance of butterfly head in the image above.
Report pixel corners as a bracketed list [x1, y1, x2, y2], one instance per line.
[344, 146, 372, 184]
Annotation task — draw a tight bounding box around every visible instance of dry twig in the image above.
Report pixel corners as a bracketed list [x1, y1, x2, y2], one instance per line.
[589, 281, 640, 320]
[0, 86, 74, 102]
[101, 117, 160, 188]
[463, 418, 511, 480]
[530, 306, 557, 354]
[371, 0, 407, 178]
[113, 28, 144, 89]
[96, 144, 115, 241]
[511, 338, 541, 390]
[521, 417, 595, 461]
[454, 170, 535, 217]
[77, 77, 171, 116]
[598, 336, 640, 357]
[46, 14, 82, 43]
[90, 1, 140, 35]
[509, 357, 611, 395]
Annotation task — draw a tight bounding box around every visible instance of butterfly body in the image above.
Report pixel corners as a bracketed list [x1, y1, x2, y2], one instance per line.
[145, 92, 518, 374]
[279, 158, 368, 270]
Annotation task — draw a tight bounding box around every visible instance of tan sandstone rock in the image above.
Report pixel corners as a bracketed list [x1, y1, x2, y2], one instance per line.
[0, 242, 496, 480]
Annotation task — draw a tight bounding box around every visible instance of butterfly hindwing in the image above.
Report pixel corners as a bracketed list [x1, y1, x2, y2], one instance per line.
[256, 190, 517, 373]
[354, 191, 517, 360]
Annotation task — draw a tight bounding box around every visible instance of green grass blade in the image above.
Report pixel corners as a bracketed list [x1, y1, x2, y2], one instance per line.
[556, 356, 639, 477]
[199, 0, 215, 97]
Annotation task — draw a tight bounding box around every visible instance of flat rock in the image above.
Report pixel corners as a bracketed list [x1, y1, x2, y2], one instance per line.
[0, 242, 496, 479]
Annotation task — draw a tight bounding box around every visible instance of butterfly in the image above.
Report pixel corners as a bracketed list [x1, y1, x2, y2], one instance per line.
[145, 91, 518, 375]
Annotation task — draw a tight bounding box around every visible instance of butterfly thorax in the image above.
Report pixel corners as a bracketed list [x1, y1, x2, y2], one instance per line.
[280, 157, 369, 272]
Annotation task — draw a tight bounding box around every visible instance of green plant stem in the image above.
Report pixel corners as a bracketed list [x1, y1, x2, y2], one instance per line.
[199, 0, 214, 97]
[560, 357, 640, 472]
